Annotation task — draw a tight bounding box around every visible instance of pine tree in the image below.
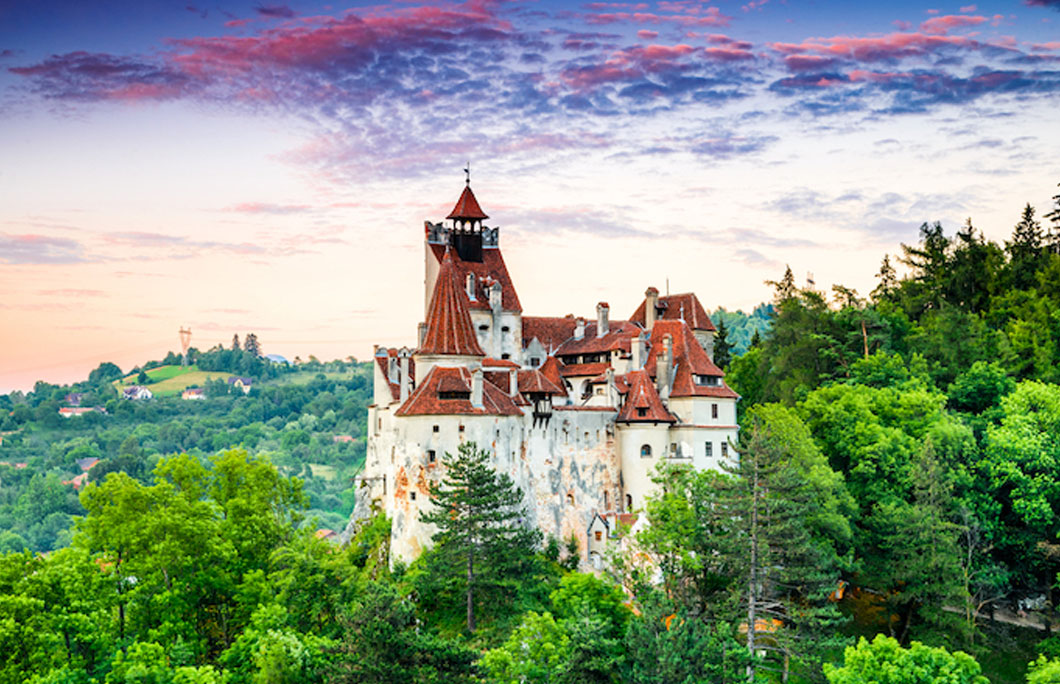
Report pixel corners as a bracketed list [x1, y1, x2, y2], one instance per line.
[871, 255, 897, 302]
[420, 441, 540, 633]
[1006, 203, 1044, 289]
[243, 333, 261, 357]
[1044, 182, 1060, 255]
[714, 319, 732, 369]
[231, 334, 241, 351]
[766, 266, 797, 303]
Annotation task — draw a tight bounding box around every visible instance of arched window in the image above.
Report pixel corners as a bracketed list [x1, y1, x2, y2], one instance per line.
[566, 492, 574, 505]
[466, 273, 476, 300]
[626, 493, 633, 510]
[640, 444, 652, 458]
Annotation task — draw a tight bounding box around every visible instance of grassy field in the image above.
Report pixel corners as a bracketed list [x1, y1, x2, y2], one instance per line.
[263, 371, 358, 386]
[115, 365, 232, 397]
[306, 464, 338, 480]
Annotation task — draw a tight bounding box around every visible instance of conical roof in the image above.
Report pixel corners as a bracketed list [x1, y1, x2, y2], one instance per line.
[447, 185, 489, 220]
[419, 248, 486, 357]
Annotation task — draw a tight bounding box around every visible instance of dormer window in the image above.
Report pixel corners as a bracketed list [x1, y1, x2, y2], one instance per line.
[466, 273, 476, 300]
[695, 375, 719, 386]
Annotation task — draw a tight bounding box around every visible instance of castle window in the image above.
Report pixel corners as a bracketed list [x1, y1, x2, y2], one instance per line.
[479, 324, 489, 331]
[501, 325, 510, 332]
[721, 442, 729, 457]
[594, 531, 602, 542]
[427, 450, 436, 464]
[567, 493, 574, 505]
[439, 391, 470, 400]
[711, 403, 718, 419]
[502, 353, 511, 360]
[433, 425, 439, 432]
[640, 444, 652, 458]
[530, 357, 540, 367]
[604, 491, 610, 509]
[626, 494, 633, 510]
[410, 491, 417, 501]
[459, 424, 465, 433]
[705, 442, 713, 458]
[637, 408, 647, 418]
[466, 273, 476, 300]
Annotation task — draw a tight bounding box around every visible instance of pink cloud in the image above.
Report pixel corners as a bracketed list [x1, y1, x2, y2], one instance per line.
[705, 33, 753, 49]
[560, 43, 697, 89]
[224, 18, 253, 28]
[637, 29, 659, 39]
[584, 7, 730, 27]
[920, 14, 987, 34]
[783, 54, 837, 71]
[1033, 41, 1060, 49]
[960, 4, 978, 12]
[704, 47, 754, 61]
[770, 31, 979, 62]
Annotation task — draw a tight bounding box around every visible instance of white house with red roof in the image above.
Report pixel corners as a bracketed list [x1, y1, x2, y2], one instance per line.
[355, 182, 739, 566]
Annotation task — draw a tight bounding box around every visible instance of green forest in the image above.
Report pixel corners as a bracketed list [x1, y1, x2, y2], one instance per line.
[2, 185, 1060, 683]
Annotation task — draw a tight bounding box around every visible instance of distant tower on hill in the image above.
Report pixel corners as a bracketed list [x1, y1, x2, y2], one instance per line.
[179, 327, 192, 366]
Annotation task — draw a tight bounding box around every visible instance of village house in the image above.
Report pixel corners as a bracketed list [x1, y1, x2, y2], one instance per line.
[122, 386, 153, 401]
[181, 388, 206, 401]
[353, 183, 739, 567]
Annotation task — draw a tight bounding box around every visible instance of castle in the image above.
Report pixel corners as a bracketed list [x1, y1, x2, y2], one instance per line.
[355, 182, 739, 567]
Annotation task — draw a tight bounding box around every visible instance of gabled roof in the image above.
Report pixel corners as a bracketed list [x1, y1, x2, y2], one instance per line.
[554, 321, 638, 357]
[447, 185, 489, 220]
[395, 366, 523, 417]
[539, 356, 568, 397]
[645, 320, 739, 399]
[374, 349, 416, 402]
[616, 370, 675, 423]
[559, 361, 611, 378]
[517, 369, 566, 395]
[522, 316, 578, 350]
[419, 249, 486, 357]
[427, 243, 522, 312]
[630, 292, 716, 332]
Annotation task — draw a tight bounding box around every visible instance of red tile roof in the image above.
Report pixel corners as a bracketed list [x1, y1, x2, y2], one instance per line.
[616, 370, 675, 423]
[396, 366, 523, 417]
[555, 320, 638, 357]
[375, 349, 415, 401]
[522, 316, 578, 350]
[483, 357, 520, 368]
[559, 361, 611, 378]
[646, 320, 739, 399]
[447, 185, 489, 220]
[539, 356, 568, 397]
[630, 292, 716, 331]
[428, 243, 522, 312]
[419, 249, 486, 357]
[517, 369, 566, 395]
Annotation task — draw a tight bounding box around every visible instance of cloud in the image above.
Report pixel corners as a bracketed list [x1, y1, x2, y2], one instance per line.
[225, 202, 312, 214]
[255, 4, 295, 19]
[919, 14, 988, 35]
[37, 289, 107, 297]
[1025, 0, 1060, 9]
[0, 234, 89, 264]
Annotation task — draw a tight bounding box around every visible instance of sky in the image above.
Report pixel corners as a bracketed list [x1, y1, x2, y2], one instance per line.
[1, 0, 1059, 393]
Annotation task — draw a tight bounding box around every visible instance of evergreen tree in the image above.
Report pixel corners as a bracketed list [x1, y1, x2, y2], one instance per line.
[714, 319, 732, 369]
[419, 441, 541, 633]
[899, 221, 950, 316]
[244, 333, 261, 357]
[1044, 182, 1060, 255]
[871, 255, 897, 302]
[232, 333, 241, 351]
[1006, 203, 1044, 290]
[766, 265, 797, 303]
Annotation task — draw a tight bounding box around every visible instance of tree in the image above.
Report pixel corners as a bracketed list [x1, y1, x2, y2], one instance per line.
[481, 611, 570, 684]
[419, 441, 541, 633]
[137, 369, 149, 385]
[88, 362, 123, 385]
[872, 255, 898, 302]
[1006, 204, 1045, 290]
[1045, 182, 1060, 254]
[331, 582, 475, 684]
[232, 334, 241, 351]
[823, 635, 987, 684]
[714, 319, 732, 369]
[244, 333, 261, 357]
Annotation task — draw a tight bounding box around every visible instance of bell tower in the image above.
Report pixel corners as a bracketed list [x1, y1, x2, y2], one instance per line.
[447, 180, 488, 263]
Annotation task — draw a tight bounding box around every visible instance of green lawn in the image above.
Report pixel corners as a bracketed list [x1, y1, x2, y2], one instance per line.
[114, 365, 233, 397]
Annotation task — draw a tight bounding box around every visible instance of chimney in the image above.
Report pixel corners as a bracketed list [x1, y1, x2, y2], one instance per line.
[387, 355, 398, 384]
[471, 368, 484, 408]
[489, 282, 502, 313]
[398, 348, 411, 403]
[605, 367, 616, 407]
[596, 302, 610, 338]
[417, 322, 427, 348]
[574, 317, 585, 340]
[632, 332, 646, 369]
[509, 368, 519, 397]
[656, 334, 672, 402]
[645, 287, 659, 331]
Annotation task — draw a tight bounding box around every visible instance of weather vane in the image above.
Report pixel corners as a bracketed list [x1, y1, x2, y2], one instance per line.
[464, 161, 470, 186]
